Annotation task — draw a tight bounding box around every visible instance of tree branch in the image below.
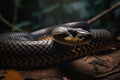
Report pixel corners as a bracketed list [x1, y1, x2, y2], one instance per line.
[88, 2, 120, 24]
[0, 13, 24, 32]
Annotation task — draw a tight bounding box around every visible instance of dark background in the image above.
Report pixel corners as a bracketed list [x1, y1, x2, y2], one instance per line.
[0, 0, 120, 39]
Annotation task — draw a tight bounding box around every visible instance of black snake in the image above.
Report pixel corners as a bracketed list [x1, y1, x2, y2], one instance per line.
[0, 22, 112, 69]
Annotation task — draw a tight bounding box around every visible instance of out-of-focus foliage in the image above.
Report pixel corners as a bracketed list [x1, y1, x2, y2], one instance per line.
[0, 1, 120, 79]
[0, 0, 120, 36]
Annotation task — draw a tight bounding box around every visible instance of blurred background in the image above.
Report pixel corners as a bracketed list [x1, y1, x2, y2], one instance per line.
[0, 0, 120, 39]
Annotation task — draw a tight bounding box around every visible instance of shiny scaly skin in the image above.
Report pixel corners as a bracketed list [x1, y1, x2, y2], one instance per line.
[0, 29, 112, 69]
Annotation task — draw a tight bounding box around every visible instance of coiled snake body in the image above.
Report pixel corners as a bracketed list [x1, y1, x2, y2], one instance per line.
[0, 22, 112, 69]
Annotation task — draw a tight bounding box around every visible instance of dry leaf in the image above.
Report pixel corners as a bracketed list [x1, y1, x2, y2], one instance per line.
[5, 70, 23, 80]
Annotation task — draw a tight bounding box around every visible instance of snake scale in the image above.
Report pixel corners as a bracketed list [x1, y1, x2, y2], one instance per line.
[0, 22, 113, 69]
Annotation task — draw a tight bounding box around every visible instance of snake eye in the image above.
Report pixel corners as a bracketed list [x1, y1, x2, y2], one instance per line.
[68, 30, 77, 37]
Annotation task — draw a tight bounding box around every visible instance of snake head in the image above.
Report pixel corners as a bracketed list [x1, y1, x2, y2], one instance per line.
[52, 27, 93, 46]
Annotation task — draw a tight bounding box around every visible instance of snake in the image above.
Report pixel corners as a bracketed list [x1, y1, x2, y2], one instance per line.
[0, 21, 113, 69]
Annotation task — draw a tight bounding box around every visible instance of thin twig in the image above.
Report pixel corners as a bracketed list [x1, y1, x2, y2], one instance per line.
[88, 2, 120, 24]
[0, 14, 24, 32]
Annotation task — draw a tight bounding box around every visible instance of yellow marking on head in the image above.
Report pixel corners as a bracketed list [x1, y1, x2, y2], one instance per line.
[64, 37, 72, 42]
[39, 36, 53, 40]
